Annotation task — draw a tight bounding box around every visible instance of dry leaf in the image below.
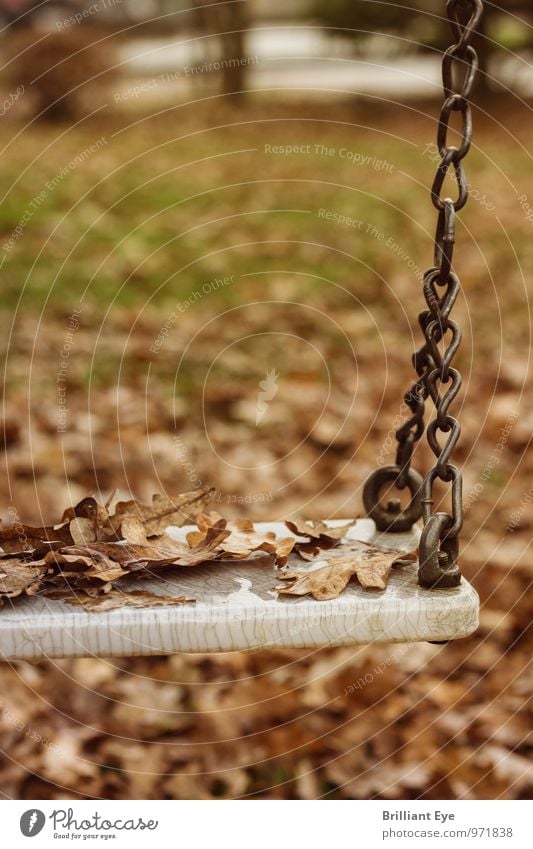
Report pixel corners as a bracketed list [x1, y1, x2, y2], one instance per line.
[190, 514, 295, 564]
[120, 516, 150, 545]
[196, 511, 226, 532]
[295, 543, 321, 561]
[185, 511, 226, 546]
[219, 521, 278, 558]
[44, 550, 128, 583]
[108, 488, 216, 538]
[61, 496, 103, 525]
[285, 518, 354, 543]
[0, 522, 72, 556]
[285, 519, 355, 559]
[277, 563, 355, 600]
[69, 517, 96, 545]
[274, 536, 297, 566]
[59, 522, 230, 571]
[41, 727, 99, 784]
[0, 493, 359, 612]
[275, 543, 417, 599]
[0, 559, 47, 598]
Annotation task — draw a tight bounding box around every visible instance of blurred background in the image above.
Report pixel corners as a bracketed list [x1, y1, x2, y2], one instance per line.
[0, 0, 531, 799]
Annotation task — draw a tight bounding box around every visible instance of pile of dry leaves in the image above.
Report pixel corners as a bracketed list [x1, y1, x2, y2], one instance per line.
[0, 489, 415, 612]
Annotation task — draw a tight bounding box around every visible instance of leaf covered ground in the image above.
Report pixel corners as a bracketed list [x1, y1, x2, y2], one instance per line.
[0, 98, 531, 799]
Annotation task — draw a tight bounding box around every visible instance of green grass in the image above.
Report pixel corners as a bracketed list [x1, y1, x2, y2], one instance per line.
[0, 100, 530, 390]
[0, 111, 437, 312]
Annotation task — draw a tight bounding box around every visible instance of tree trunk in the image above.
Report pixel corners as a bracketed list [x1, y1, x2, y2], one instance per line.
[194, 1, 249, 102]
[216, 2, 249, 102]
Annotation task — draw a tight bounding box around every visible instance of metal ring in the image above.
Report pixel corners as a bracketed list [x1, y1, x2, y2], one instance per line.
[421, 464, 463, 537]
[425, 318, 461, 381]
[363, 465, 423, 533]
[418, 512, 462, 588]
[433, 200, 456, 283]
[427, 416, 461, 474]
[432, 151, 468, 211]
[423, 269, 460, 318]
[442, 44, 478, 100]
[426, 366, 462, 417]
[438, 95, 472, 162]
[447, 0, 484, 56]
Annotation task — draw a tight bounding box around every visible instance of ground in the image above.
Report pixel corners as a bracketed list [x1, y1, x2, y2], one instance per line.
[0, 97, 531, 799]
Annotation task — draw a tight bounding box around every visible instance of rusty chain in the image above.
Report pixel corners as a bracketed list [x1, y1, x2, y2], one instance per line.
[363, 0, 483, 588]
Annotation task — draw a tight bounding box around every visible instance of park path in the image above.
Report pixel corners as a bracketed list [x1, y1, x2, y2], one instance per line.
[117, 26, 531, 101]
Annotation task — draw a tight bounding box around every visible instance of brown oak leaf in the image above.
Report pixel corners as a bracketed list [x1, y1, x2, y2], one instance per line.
[0, 559, 47, 598]
[275, 544, 417, 599]
[285, 518, 355, 558]
[189, 514, 295, 564]
[44, 550, 128, 583]
[69, 517, 96, 546]
[107, 488, 216, 538]
[0, 522, 73, 556]
[59, 522, 230, 571]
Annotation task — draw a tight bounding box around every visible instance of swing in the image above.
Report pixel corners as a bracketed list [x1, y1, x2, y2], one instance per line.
[0, 0, 482, 661]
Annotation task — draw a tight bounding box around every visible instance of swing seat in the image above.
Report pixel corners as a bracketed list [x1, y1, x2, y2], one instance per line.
[0, 519, 479, 660]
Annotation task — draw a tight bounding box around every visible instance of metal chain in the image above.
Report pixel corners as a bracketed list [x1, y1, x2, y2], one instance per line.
[363, 0, 483, 588]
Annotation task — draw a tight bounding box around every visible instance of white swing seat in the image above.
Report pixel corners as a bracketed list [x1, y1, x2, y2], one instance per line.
[0, 519, 479, 660]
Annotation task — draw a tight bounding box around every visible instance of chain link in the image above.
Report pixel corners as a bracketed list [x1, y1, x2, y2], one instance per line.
[418, 0, 483, 587]
[363, 0, 483, 588]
